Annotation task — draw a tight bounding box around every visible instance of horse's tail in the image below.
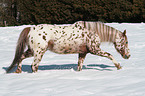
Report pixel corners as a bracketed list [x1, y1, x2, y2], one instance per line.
[6, 27, 31, 73]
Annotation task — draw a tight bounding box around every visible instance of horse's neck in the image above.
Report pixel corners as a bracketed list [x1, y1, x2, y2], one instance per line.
[85, 22, 120, 43]
[99, 24, 120, 43]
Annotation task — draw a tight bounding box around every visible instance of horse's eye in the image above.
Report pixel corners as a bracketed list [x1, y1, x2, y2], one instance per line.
[126, 42, 128, 44]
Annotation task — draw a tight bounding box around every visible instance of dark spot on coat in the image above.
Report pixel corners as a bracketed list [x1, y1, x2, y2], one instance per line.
[62, 31, 65, 34]
[67, 33, 72, 40]
[58, 41, 61, 43]
[33, 27, 35, 30]
[63, 46, 71, 54]
[60, 48, 63, 51]
[38, 59, 41, 61]
[79, 26, 82, 30]
[35, 54, 37, 57]
[43, 35, 46, 41]
[110, 58, 113, 60]
[34, 59, 37, 62]
[82, 33, 84, 37]
[41, 27, 43, 29]
[31, 40, 33, 44]
[43, 31, 47, 35]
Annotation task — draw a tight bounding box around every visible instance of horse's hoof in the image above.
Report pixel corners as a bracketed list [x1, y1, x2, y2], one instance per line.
[14, 67, 22, 73]
[77, 66, 82, 71]
[32, 69, 38, 73]
[115, 63, 122, 70]
[31, 65, 38, 73]
[14, 69, 22, 73]
[117, 66, 122, 70]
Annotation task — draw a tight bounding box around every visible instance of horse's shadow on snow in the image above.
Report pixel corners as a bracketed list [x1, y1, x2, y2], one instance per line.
[3, 64, 115, 73]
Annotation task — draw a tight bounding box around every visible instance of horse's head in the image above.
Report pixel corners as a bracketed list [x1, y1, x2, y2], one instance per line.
[114, 30, 131, 59]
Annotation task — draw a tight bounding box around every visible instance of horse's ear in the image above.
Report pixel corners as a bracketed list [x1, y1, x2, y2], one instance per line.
[123, 30, 126, 36]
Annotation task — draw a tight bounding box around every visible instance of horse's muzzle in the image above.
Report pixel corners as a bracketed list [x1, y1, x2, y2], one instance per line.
[124, 54, 131, 59]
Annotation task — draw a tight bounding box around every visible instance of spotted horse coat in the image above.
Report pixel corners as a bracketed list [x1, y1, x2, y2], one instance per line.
[6, 21, 130, 73]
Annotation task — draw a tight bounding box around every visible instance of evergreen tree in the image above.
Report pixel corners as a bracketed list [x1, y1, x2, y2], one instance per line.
[0, 0, 145, 26]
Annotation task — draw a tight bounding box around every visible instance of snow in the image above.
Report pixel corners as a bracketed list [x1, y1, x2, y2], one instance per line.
[0, 23, 145, 96]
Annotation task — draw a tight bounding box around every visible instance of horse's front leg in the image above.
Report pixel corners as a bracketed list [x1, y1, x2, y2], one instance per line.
[91, 48, 122, 70]
[77, 53, 87, 71]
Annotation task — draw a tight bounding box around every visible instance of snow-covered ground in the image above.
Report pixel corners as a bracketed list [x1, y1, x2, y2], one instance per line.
[0, 23, 145, 96]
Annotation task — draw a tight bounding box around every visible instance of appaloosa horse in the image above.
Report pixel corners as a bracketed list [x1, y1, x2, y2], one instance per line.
[7, 21, 130, 73]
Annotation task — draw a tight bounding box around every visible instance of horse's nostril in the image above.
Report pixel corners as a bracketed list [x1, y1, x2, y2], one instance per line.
[125, 55, 128, 59]
[125, 55, 130, 59]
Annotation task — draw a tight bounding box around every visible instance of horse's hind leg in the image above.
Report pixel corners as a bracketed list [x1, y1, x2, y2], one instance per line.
[15, 49, 33, 73]
[31, 48, 46, 72]
[77, 53, 87, 71]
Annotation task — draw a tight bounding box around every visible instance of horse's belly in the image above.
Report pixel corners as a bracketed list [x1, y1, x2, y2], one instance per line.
[49, 39, 86, 54]
[53, 45, 78, 54]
